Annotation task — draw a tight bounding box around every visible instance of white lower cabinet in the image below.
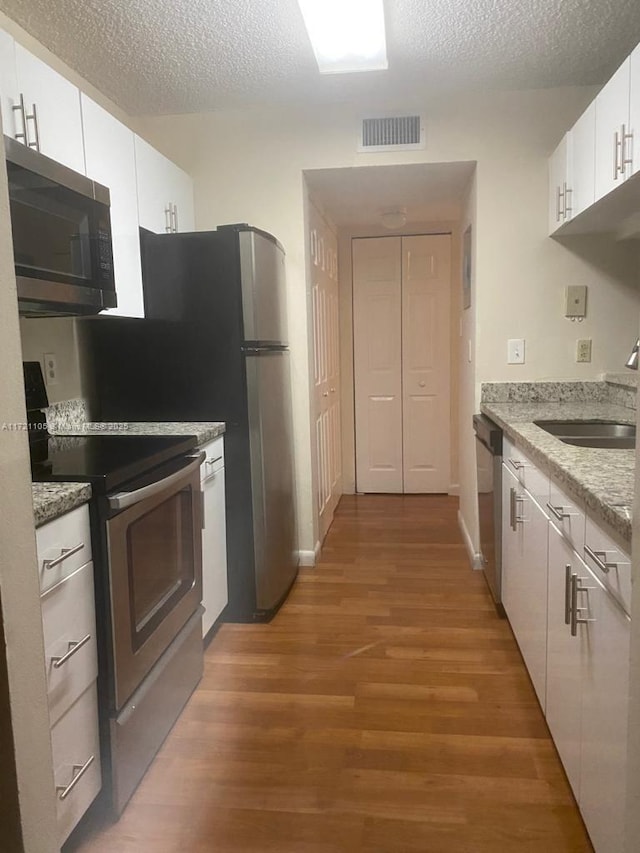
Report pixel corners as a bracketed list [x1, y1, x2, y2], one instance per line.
[579, 576, 630, 853]
[200, 437, 228, 637]
[37, 506, 101, 845]
[51, 683, 102, 845]
[503, 441, 631, 853]
[501, 462, 549, 709]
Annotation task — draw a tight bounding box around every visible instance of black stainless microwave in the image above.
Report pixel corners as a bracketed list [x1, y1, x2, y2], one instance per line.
[4, 135, 117, 316]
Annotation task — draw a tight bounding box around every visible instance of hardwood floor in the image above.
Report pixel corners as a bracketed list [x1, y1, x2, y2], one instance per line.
[70, 495, 592, 852]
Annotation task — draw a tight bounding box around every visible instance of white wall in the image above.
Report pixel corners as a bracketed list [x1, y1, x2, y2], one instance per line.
[138, 86, 640, 553]
[19, 318, 86, 404]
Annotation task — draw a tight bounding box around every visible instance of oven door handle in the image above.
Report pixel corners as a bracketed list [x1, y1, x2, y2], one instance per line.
[108, 452, 205, 511]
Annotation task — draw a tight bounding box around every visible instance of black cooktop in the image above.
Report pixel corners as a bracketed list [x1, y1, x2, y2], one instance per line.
[31, 434, 198, 494]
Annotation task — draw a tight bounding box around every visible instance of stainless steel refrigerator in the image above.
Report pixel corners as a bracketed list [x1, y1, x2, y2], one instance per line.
[84, 224, 298, 621]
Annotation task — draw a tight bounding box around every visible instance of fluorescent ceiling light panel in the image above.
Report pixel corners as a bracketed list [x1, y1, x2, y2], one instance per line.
[298, 0, 388, 74]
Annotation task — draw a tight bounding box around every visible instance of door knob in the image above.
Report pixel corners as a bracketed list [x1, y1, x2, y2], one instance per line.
[419, 381, 426, 387]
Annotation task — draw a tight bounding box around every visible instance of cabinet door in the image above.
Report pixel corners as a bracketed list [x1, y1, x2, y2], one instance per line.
[502, 469, 548, 709]
[82, 95, 144, 318]
[629, 43, 640, 177]
[202, 463, 228, 637]
[595, 57, 631, 200]
[546, 523, 583, 795]
[135, 135, 193, 234]
[134, 134, 174, 233]
[169, 164, 195, 233]
[548, 134, 570, 234]
[580, 570, 630, 853]
[14, 44, 85, 174]
[0, 30, 19, 139]
[517, 492, 549, 709]
[570, 102, 596, 218]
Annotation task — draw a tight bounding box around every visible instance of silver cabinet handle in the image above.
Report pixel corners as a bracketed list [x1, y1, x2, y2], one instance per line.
[56, 755, 95, 801]
[42, 542, 85, 571]
[26, 102, 40, 151]
[614, 129, 622, 178]
[564, 564, 572, 625]
[556, 185, 563, 223]
[171, 203, 178, 233]
[563, 182, 572, 218]
[12, 93, 28, 143]
[622, 124, 633, 173]
[508, 458, 524, 471]
[164, 205, 172, 233]
[570, 574, 596, 636]
[109, 451, 205, 510]
[546, 502, 570, 522]
[205, 456, 223, 466]
[51, 634, 91, 669]
[584, 544, 616, 574]
[509, 487, 524, 531]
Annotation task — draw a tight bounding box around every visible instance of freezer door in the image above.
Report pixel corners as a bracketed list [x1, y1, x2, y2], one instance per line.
[246, 349, 297, 611]
[239, 231, 288, 345]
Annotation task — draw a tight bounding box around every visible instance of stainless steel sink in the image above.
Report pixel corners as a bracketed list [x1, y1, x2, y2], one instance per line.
[533, 420, 636, 449]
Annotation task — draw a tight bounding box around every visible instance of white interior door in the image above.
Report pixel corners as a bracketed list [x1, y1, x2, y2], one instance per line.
[310, 204, 342, 541]
[353, 237, 403, 493]
[402, 235, 451, 493]
[353, 234, 451, 494]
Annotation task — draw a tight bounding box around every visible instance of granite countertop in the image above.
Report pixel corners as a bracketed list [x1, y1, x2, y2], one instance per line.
[55, 421, 226, 445]
[32, 482, 92, 528]
[481, 399, 635, 546]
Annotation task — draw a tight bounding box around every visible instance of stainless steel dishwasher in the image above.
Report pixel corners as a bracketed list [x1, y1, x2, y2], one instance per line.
[473, 414, 504, 615]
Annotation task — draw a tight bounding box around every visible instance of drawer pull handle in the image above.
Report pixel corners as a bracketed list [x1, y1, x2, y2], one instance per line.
[547, 503, 571, 522]
[584, 544, 616, 575]
[51, 634, 91, 669]
[56, 755, 95, 801]
[43, 542, 85, 571]
[508, 458, 524, 471]
[205, 456, 223, 465]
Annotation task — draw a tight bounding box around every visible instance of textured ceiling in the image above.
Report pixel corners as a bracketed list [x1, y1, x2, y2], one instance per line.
[305, 162, 475, 226]
[3, 0, 640, 115]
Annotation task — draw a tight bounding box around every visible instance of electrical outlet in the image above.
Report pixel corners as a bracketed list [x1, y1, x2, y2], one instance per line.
[507, 339, 525, 364]
[576, 339, 592, 363]
[43, 352, 58, 386]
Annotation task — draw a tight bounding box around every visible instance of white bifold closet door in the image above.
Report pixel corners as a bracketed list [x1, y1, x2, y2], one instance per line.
[353, 234, 451, 494]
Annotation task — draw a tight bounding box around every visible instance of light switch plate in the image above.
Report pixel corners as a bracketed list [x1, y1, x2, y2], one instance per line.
[507, 339, 525, 364]
[566, 285, 587, 318]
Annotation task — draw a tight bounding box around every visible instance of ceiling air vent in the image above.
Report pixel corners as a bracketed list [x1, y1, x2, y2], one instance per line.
[358, 115, 425, 152]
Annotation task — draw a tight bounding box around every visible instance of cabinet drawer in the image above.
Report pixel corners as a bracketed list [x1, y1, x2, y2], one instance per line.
[547, 480, 586, 554]
[584, 518, 631, 615]
[41, 562, 98, 726]
[51, 683, 102, 845]
[503, 435, 550, 506]
[36, 505, 92, 593]
[200, 436, 225, 483]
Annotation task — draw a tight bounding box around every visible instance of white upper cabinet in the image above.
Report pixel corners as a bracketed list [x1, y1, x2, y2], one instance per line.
[630, 43, 640, 178]
[595, 58, 631, 200]
[13, 43, 85, 174]
[82, 95, 144, 318]
[548, 133, 571, 234]
[134, 134, 194, 234]
[0, 30, 18, 138]
[569, 102, 596, 218]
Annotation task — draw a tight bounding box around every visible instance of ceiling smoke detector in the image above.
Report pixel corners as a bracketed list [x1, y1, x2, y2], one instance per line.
[380, 208, 407, 230]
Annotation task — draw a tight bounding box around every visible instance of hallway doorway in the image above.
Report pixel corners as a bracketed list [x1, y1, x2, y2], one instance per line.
[352, 233, 451, 493]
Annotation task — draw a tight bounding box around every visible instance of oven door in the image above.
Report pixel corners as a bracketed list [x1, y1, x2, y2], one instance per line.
[106, 452, 204, 710]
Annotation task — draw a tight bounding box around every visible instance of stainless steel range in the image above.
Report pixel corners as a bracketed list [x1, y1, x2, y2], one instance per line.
[31, 427, 205, 815]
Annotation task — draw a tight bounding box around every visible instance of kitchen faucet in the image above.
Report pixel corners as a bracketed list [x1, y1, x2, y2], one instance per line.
[625, 338, 640, 370]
